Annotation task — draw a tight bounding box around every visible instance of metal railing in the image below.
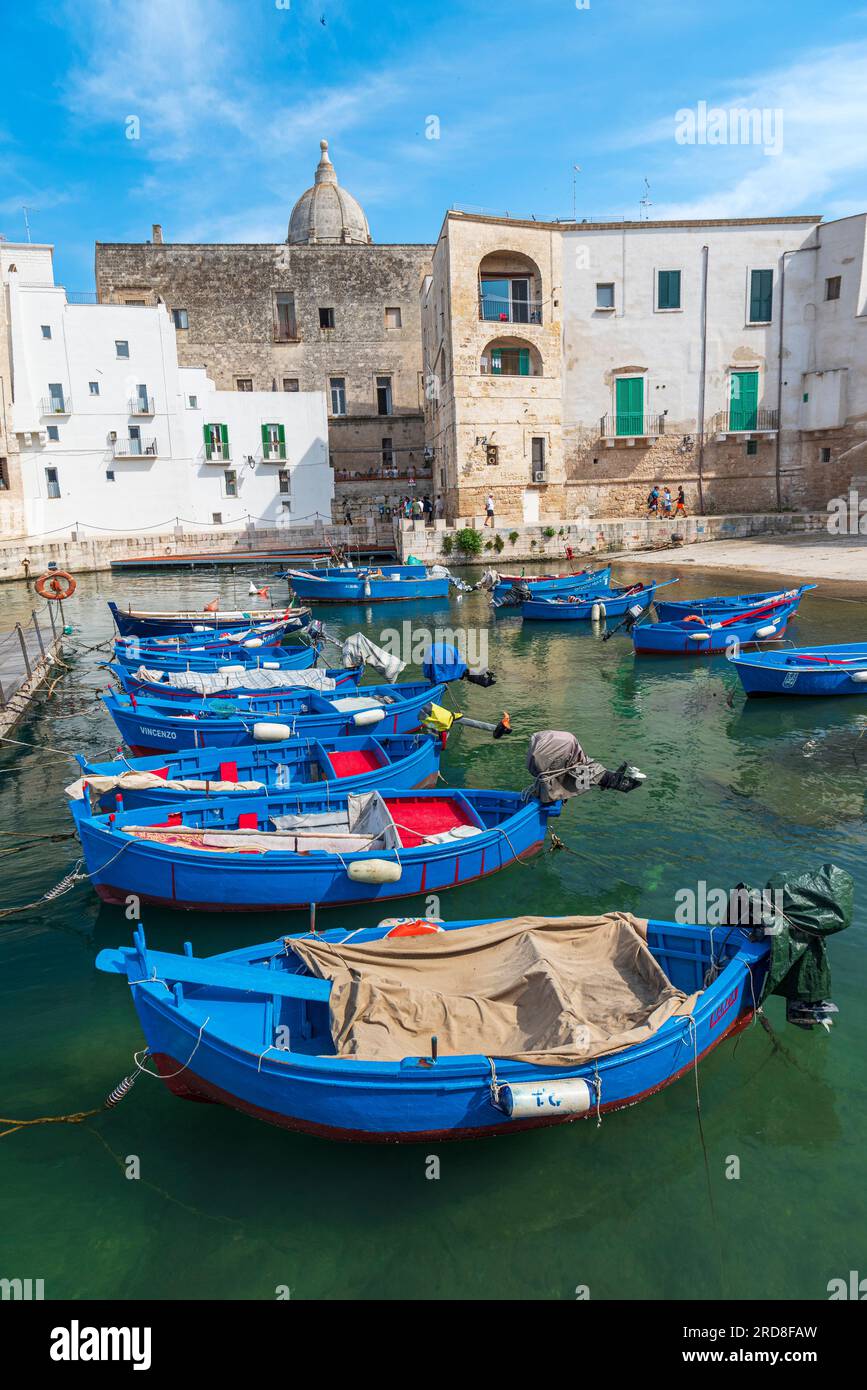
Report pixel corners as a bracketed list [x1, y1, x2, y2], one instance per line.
[479, 294, 543, 325]
[128, 395, 155, 415]
[40, 395, 71, 416]
[600, 413, 666, 439]
[0, 605, 59, 711]
[262, 441, 288, 461]
[334, 467, 433, 484]
[204, 443, 231, 463]
[708, 408, 779, 434]
[113, 437, 159, 457]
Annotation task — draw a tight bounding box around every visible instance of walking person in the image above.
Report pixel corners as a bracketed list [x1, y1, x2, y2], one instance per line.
[484, 493, 495, 528]
[435, 494, 445, 521]
[662, 486, 672, 517]
[675, 486, 687, 517]
[646, 486, 659, 517]
[422, 494, 433, 526]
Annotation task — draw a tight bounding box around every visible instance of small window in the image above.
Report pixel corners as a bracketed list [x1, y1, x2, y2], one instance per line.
[172, 308, 189, 330]
[283, 378, 299, 392]
[385, 307, 402, 329]
[278, 468, 291, 495]
[376, 376, 393, 415]
[236, 378, 253, 392]
[657, 270, 681, 310]
[224, 469, 238, 497]
[187, 395, 198, 409]
[319, 307, 335, 329]
[748, 270, 773, 323]
[115, 340, 130, 358]
[486, 444, 499, 467]
[89, 381, 100, 396]
[0, 460, 10, 490]
[532, 438, 546, 477]
[745, 440, 758, 456]
[105, 469, 116, 482]
[45, 467, 60, 498]
[596, 283, 615, 309]
[274, 293, 297, 341]
[820, 446, 831, 463]
[382, 438, 394, 469]
[47, 425, 60, 441]
[212, 512, 222, 525]
[329, 377, 346, 416]
[825, 276, 841, 302]
[41, 325, 52, 339]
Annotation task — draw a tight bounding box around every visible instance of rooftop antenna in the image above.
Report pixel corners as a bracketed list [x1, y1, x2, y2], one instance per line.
[639, 179, 652, 222]
[22, 206, 34, 243]
[572, 165, 581, 222]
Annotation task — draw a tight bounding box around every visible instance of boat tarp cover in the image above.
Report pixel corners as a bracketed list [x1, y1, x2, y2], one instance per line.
[751, 863, 853, 1004]
[66, 772, 264, 802]
[289, 913, 699, 1065]
[342, 633, 405, 683]
[526, 730, 606, 804]
[135, 666, 337, 695]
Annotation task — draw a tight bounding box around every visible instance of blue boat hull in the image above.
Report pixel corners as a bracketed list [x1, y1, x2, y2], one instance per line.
[73, 789, 558, 911]
[102, 683, 445, 753]
[633, 600, 798, 655]
[77, 732, 441, 809]
[113, 643, 317, 673]
[110, 602, 310, 637]
[654, 585, 814, 622]
[522, 584, 656, 621]
[289, 566, 449, 603]
[493, 566, 611, 601]
[113, 663, 361, 702]
[96, 917, 768, 1140]
[731, 643, 867, 696]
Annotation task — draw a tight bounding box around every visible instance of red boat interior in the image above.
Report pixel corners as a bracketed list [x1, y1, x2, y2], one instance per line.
[385, 796, 477, 847]
[327, 748, 386, 778]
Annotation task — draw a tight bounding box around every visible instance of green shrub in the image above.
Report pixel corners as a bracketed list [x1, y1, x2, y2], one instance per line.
[456, 527, 483, 555]
[530, 539, 537, 550]
[543, 526, 556, 538]
[509, 530, 519, 545]
[441, 533, 454, 556]
[494, 534, 504, 553]
[484, 541, 493, 550]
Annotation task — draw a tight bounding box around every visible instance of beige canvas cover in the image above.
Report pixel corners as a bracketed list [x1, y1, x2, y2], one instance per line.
[65, 772, 264, 804]
[289, 914, 700, 1065]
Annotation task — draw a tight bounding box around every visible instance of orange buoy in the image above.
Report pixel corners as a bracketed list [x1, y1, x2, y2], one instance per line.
[384, 919, 444, 938]
[203, 598, 221, 612]
[35, 570, 76, 600]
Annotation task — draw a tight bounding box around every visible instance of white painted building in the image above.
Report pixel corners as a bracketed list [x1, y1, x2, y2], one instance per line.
[1, 244, 333, 540]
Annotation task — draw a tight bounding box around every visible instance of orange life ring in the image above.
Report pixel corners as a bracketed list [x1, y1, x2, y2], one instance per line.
[682, 614, 707, 626]
[35, 570, 76, 600]
[384, 919, 444, 938]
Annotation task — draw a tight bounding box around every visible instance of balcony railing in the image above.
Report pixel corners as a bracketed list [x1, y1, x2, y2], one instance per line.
[600, 413, 666, 439]
[479, 294, 543, 325]
[128, 395, 155, 415]
[113, 437, 159, 458]
[41, 396, 71, 416]
[334, 467, 433, 484]
[262, 441, 288, 461]
[708, 408, 778, 435]
[204, 443, 231, 463]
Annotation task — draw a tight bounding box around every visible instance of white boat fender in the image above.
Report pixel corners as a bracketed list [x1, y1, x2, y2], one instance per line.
[353, 707, 385, 727]
[243, 637, 264, 648]
[262, 661, 280, 670]
[754, 624, 778, 639]
[496, 1077, 592, 1119]
[591, 602, 606, 621]
[253, 721, 294, 742]
[363, 580, 372, 598]
[348, 859, 402, 885]
[850, 670, 867, 683]
[688, 631, 711, 642]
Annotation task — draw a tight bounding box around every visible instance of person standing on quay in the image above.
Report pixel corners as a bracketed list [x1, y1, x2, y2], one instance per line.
[484, 494, 495, 528]
[675, 486, 687, 516]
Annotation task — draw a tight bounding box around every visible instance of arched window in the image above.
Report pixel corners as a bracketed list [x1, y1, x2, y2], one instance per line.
[478, 252, 543, 325]
[480, 337, 542, 377]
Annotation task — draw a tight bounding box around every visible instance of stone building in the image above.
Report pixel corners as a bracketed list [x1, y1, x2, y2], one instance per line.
[422, 209, 867, 522]
[95, 141, 434, 520]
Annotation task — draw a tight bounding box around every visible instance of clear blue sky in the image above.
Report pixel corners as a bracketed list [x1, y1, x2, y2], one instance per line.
[2, 0, 866, 289]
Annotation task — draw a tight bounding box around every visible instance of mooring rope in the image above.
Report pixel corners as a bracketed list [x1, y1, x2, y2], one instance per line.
[0, 841, 130, 921]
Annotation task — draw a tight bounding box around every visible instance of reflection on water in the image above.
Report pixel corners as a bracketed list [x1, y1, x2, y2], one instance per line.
[0, 560, 864, 1300]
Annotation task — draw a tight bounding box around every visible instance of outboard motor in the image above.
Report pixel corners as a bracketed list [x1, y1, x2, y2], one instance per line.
[526, 731, 647, 804]
[421, 642, 467, 684]
[463, 667, 496, 688]
[495, 581, 532, 611]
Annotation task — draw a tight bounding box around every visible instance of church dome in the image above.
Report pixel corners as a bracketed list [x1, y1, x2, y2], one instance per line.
[287, 140, 372, 246]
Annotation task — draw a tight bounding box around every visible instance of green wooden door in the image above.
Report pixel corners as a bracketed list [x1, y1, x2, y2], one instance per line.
[730, 371, 758, 431]
[615, 377, 644, 436]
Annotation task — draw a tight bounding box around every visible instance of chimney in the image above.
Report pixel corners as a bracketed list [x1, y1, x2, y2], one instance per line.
[152, 224, 163, 245]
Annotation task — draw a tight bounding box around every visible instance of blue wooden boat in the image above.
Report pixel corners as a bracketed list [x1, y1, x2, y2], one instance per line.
[111, 662, 362, 703]
[71, 732, 441, 810]
[95, 913, 767, 1140]
[113, 620, 292, 653]
[285, 565, 449, 603]
[110, 601, 311, 637]
[632, 595, 800, 655]
[492, 566, 611, 602]
[731, 643, 867, 697]
[101, 681, 446, 753]
[72, 786, 559, 911]
[521, 580, 671, 622]
[112, 638, 318, 674]
[654, 584, 815, 622]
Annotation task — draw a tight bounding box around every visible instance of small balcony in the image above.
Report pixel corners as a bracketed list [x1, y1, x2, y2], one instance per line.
[262, 440, 288, 462]
[600, 413, 666, 444]
[41, 396, 71, 417]
[128, 394, 155, 416]
[204, 442, 231, 463]
[113, 437, 159, 458]
[708, 408, 778, 439]
[479, 293, 543, 326]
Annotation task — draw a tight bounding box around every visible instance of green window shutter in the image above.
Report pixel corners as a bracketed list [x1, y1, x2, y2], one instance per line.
[658, 271, 669, 309]
[220, 423, 229, 456]
[750, 270, 773, 322]
[491, 349, 502, 375]
[616, 378, 644, 435]
[203, 423, 212, 459]
[658, 271, 681, 309]
[278, 423, 285, 443]
[518, 349, 530, 376]
[730, 371, 758, 430]
[261, 423, 269, 458]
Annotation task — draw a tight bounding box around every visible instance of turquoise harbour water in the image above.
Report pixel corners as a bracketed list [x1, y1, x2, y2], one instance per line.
[1, 561, 865, 1301]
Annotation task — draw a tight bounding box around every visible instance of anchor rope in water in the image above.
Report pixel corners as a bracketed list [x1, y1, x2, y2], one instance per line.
[0, 841, 131, 920]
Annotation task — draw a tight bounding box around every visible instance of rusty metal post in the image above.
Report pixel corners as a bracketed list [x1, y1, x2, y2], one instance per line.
[31, 610, 46, 659]
[16, 623, 32, 679]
